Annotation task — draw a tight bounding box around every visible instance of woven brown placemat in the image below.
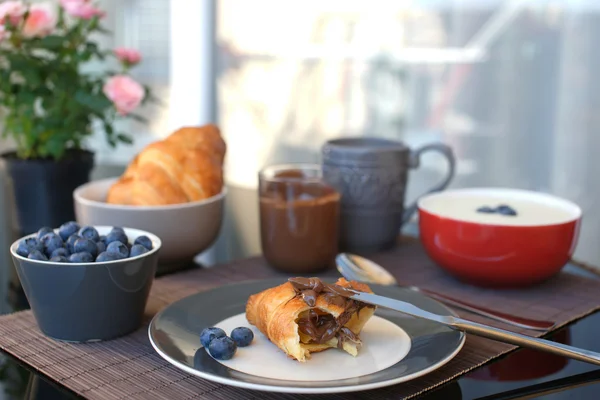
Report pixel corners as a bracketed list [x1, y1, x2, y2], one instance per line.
[1, 240, 600, 400]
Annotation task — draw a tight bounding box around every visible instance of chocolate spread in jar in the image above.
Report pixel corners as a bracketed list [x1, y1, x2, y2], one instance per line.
[259, 170, 340, 273]
[289, 277, 373, 345]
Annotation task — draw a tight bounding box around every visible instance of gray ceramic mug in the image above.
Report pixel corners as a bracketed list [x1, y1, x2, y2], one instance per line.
[322, 137, 455, 253]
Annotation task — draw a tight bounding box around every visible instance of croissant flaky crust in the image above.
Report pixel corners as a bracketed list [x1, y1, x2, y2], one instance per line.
[106, 124, 226, 206]
[246, 278, 376, 362]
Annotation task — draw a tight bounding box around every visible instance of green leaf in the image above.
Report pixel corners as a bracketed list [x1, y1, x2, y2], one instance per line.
[6, 54, 31, 71]
[116, 133, 133, 144]
[74, 91, 111, 115]
[45, 134, 67, 159]
[38, 35, 65, 50]
[19, 68, 43, 87]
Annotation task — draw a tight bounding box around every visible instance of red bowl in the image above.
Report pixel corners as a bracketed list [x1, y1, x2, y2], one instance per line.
[418, 188, 582, 287]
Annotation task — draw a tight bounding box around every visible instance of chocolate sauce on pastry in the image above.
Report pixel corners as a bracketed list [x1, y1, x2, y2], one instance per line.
[288, 277, 374, 345]
[288, 277, 354, 307]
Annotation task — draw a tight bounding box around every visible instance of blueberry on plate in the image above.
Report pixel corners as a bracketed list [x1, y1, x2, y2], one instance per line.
[111, 226, 125, 234]
[96, 252, 121, 262]
[200, 327, 226, 348]
[133, 235, 153, 251]
[16, 238, 44, 257]
[50, 247, 69, 259]
[58, 221, 80, 241]
[74, 238, 98, 258]
[50, 255, 68, 263]
[208, 336, 237, 360]
[230, 327, 254, 347]
[497, 204, 517, 216]
[41, 233, 64, 256]
[79, 226, 100, 242]
[69, 252, 94, 263]
[98, 235, 108, 245]
[476, 206, 496, 214]
[129, 244, 149, 258]
[106, 241, 129, 258]
[28, 250, 48, 261]
[96, 241, 106, 254]
[36, 227, 53, 240]
[66, 234, 81, 254]
[106, 229, 128, 246]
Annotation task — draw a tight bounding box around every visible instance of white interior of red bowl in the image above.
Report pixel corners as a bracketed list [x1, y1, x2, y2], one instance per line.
[418, 188, 581, 227]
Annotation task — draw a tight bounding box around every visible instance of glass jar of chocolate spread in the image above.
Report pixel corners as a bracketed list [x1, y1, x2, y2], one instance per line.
[259, 164, 340, 273]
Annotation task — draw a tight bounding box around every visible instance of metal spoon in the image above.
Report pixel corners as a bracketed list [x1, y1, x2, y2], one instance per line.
[336, 253, 556, 331]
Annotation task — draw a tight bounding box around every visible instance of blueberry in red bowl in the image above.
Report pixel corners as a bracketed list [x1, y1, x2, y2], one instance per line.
[497, 204, 517, 216]
[9, 225, 161, 342]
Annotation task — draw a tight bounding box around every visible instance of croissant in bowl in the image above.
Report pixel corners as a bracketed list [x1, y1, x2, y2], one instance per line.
[106, 125, 226, 206]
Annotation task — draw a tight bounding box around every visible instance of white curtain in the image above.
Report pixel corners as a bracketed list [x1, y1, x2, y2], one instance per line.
[215, 0, 600, 266]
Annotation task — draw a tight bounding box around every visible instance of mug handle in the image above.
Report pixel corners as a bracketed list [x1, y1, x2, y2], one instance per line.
[402, 143, 456, 225]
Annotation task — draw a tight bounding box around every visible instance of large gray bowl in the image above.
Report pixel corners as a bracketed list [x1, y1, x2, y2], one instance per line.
[73, 177, 225, 269]
[10, 226, 161, 343]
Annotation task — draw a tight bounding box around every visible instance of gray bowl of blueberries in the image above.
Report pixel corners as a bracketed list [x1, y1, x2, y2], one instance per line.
[9, 222, 161, 343]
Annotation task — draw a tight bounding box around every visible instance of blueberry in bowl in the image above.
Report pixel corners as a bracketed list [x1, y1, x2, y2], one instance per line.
[58, 221, 80, 241]
[496, 204, 518, 216]
[106, 241, 129, 259]
[9, 225, 161, 342]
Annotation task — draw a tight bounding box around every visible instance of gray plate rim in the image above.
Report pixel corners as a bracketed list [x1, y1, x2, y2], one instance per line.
[148, 278, 466, 394]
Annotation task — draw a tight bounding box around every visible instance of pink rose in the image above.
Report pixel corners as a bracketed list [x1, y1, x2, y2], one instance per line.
[60, 0, 105, 20]
[114, 48, 142, 66]
[103, 75, 145, 115]
[0, 1, 25, 26]
[22, 3, 56, 38]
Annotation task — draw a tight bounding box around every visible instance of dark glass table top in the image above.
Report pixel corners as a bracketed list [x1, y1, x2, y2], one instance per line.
[1, 261, 599, 400]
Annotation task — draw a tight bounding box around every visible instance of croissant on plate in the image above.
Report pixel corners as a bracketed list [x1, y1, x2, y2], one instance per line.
[246, 277, 376, 362]
[106, 124, 226, 206]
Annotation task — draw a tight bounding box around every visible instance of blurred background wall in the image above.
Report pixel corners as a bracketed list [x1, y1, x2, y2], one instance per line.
[1, 0, 600, 281]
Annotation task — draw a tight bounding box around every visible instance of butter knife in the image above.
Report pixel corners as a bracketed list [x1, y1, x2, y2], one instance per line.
[336, 252, 555, 331]
[347, 290, 600, 366]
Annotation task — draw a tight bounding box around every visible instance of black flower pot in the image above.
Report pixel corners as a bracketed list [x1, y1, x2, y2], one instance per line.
[1, 149, 95, 236]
